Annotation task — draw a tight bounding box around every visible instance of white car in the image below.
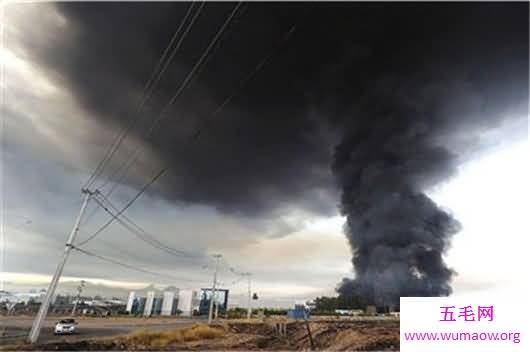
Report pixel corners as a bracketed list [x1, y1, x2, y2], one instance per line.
[54, 319, 77, 335]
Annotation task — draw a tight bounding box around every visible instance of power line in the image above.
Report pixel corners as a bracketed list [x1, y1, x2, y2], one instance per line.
[29, 6, 226, 341]
[80, 4, 293, 285]
[83, 1, 203, 189]
[82, 3, 241, 230]
[218, 254, 249, 285]
[78, 229, 141, 260]
[94, 2, 207, 191]
[223, 275, 245, 287]
[165, 2, 243, 109]
[70, 244, 206, 284]
[76, 168, 166, 247]
[78, 243, 207, 292]
[140, 1, 205, 109]
[193, 5, 317, 142]
[81, 3, 205, 224]
[97, 3, 299, 211]
[76, 5, 294, 296]
[95, 192, 176, 249]
[97, 2, 243, 200]
[83, 192, 209, 262]
[83, 2, 198, 188]
[193, 23, 299, 141]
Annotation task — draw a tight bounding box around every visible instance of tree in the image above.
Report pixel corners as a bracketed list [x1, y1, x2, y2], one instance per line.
[313, 296, 339, 311]
[312, 291, 364, 312]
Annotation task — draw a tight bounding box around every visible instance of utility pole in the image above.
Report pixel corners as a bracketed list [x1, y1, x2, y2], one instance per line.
[208, 254, 221, 325]
[214, 289, 219, 320]
[28, 189, 92, 343]
[242, 272, 252, 321]
[71, 280, 85, 316]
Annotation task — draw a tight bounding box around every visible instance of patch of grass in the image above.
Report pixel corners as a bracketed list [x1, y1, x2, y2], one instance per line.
[126, 330, 165, 345]
[182, 325, 224, 340]
[123, 324, 224, 348]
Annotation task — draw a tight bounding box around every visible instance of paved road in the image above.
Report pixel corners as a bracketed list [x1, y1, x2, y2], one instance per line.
[1, 317, 200, 344]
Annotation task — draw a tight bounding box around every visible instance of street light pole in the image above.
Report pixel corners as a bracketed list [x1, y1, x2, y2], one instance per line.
[245, 272, 252, 321]
[214, 289, 219, 320]
[71, 280, 85, 316]
[208, 254, 221, 325]
[28, 189, 92, 343]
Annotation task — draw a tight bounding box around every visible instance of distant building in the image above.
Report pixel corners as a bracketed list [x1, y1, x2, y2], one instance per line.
[144, 291, 156, 316]
[335, 309, 363, 316]
[126, 292, 136, 313]
[161, 291, 179, 316]
[124, 289, 199, 317]
[287, 301, 310, 320]
[54, 294, 73, 305]
[199, 288, 229, 316]
[135, 297, 146, 315]
[152, 296, 163, 315]
[125, 291, 147, 315]
[106, 298, 124, 305]
[178, 290, 200, 317]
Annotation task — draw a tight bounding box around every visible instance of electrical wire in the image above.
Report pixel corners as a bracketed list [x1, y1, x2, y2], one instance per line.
[94, 2, 207, 191]
[96, 3, 298, 211]
[82, 2, 241, 229]
[79, 5, 299, 287]
[71, 244, 207, 284]
[219, 256, 249, 281]
[96, 2, 243, 200]
[76, 168, 166, 246]
[83, 193, 209, 263]
[226, 275, 245, 287]
[193, 23, 299, 141]
[83, 1, 203, 189]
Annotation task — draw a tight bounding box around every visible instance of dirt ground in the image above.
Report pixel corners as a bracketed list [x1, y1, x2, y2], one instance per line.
[3, 318, 400, 351]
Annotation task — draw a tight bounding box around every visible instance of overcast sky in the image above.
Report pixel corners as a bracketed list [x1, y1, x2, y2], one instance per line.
[1, 2, 528, 307]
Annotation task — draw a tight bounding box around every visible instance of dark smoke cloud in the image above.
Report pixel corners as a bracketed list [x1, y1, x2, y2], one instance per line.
[324, 5, 528, 304]
[14, 2, 528, 300]
[332, 78, 465, 306]
[26, 2, 341, 219]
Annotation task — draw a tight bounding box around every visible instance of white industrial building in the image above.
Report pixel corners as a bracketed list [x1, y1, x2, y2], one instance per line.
[143, 291, 155, 317]
[177, 289, 199, 317]
[161, 290, 179, 316]
[125, 291, 136, 313]
[125, 288, 200, 317]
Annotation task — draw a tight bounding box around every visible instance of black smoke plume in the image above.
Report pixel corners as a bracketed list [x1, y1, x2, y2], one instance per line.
[332, 79, 463, 307]
[326, 3, 528, 306]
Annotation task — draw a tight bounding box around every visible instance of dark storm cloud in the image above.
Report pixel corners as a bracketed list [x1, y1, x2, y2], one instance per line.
[16, 2, 528, 301]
